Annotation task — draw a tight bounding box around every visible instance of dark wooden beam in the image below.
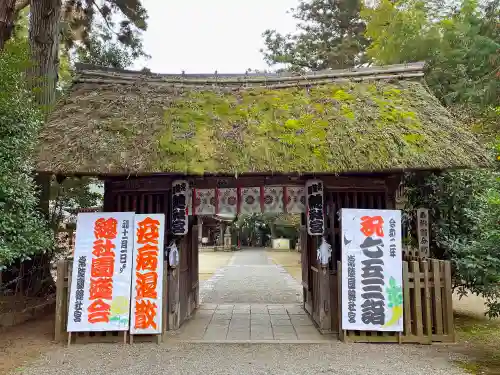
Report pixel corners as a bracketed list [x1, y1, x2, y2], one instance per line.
[103, 173, 391, 195]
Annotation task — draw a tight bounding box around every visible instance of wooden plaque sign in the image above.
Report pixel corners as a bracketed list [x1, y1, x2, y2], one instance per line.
[306, 179, 324, 236]
[171, 180, 189, 235]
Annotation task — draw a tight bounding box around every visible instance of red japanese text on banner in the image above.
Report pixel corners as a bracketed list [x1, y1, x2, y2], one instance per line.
[341, 208, 403, 332]
[67, 212, 135, 332]
[130, 214, 165, 335]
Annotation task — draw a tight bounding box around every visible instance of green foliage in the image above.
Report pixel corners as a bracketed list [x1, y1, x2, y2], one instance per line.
[0, 39, 53, 268]
[362, 0, 499, 131]
[49, 177, 103, 232]
[61, 0, 148, 61]
[404, 169, 500, 317]
[261, 0, 368, 71]
[73, 22, 139, 69]
[234, 213, 300, 247]
[364, 0, 500, 316]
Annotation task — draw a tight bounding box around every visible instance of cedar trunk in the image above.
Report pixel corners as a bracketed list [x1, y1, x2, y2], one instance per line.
[28, 0, 61, 111]
[28, 0, 61, 295]
[0, 0, 16, 50]
[29, 0, 60, 223]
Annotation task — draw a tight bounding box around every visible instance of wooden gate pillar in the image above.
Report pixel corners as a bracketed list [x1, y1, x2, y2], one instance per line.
[317, 266, 332, 332]
[168, 266, 180, 330]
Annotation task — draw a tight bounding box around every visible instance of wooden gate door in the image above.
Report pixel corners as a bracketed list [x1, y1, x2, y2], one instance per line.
[176, 221, 199, 328]
[302, 213, 329, 325]
[178, 228, 190, 325]
[191, 224, 199, 310]
[300, 225, 312, 314]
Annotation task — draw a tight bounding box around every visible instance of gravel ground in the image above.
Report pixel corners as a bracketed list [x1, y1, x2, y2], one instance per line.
[19, 342, 466, 375]
[15, 249, 467, 375]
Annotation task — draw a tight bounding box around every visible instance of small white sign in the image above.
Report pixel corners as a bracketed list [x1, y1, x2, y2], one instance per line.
[67, 212, 135, 332]
[130, 214, 165, 335]
[341, 209, 403, 332]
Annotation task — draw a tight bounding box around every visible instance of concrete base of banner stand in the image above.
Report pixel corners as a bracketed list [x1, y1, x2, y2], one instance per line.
[66, 331, 128, 346]
[129, 334, 162, 344]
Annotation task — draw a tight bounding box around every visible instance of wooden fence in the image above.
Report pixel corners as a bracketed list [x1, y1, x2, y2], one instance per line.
[55, 259, 168, 344]
[55, 257, 454, 345]
[338, 259, 454, 344]
[402, 248, 428, 262]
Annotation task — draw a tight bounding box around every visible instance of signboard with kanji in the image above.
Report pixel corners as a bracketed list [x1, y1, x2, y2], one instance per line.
[416, 208, 430, 257]
[67, 212, 135, 332]
[305, 179, 324, 236]
[172, 180, 189, 235]
[130, 214, 165, 335]
[341, 209, 403, 332]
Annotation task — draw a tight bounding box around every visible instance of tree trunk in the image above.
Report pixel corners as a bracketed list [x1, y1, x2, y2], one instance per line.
[27, 0, 61, 296]
[0, 0, 16, 50]
[29, 172, 54, 296]
[28, 0, 61, 112]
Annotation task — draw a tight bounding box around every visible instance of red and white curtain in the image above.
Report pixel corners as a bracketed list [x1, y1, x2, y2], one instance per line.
[188, 185, 307, 216]
[218, 188, 238, 215]
[263, 186, 284, 213]
[285, 186, 306, 214]
[193, 189, 216, 215]
[240, 187, 261, 214]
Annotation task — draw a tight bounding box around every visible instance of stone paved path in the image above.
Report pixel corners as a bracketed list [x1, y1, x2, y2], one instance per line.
[171, 303, 327, 341]
[200, 248, 302, 305]
[173, 248, 316, 341]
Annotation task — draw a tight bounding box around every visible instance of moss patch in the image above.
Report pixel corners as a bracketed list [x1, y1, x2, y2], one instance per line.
[453, 313, 500, 374]
[37, 79, 491, 175]
[156, 80, 485, 174]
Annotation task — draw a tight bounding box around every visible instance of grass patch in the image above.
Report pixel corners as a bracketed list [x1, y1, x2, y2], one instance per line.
[453, 312, 500, 374]
[198, 252, 234, 281]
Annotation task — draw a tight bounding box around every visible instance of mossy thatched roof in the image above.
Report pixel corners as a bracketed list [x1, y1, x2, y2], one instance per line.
[36, 62, 491, 176]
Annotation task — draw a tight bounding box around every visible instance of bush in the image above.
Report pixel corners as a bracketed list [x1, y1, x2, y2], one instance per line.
[0, 39, 53, 268]
[405, 167, 500, 317]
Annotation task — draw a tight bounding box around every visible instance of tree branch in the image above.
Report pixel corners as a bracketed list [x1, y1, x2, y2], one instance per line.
[90, 0, 119, 37]
[14, 0, 30, 15]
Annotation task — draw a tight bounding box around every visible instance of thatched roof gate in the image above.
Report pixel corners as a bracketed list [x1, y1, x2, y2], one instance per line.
[36, 61, 490, 176]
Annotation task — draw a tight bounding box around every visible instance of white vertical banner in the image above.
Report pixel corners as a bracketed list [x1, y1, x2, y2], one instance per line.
[67, 212, 135, 332]
[341, 209, 403, 332]
[172, 180, 189, 235]
[305, 180, 324, 236]
[130, 214, 165, 335]
[416, 208, 430, 257]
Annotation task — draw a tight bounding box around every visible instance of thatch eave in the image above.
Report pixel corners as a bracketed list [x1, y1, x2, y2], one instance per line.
[37, 61, 492, 177]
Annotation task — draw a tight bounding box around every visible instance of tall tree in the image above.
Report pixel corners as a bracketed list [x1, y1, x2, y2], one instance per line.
[362, 0, 499, 131]
[2, 0, 149, 109]
[0, 0, 16, 50]
[0, 0, 28, 50]
[1, 0, 148, 289]
[28, 0, 148, 229]
[363, 0, 500, 316]
[261, 0, 368, 71]
[28, 0, 63, 111]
